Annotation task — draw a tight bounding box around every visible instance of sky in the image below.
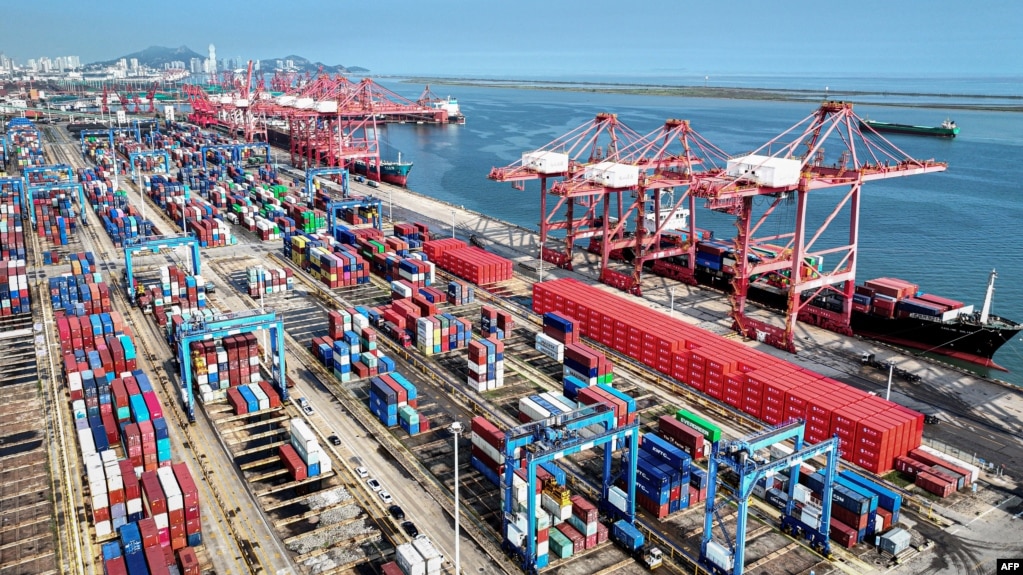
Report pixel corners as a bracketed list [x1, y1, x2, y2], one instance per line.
[2, 0, 1022, 78]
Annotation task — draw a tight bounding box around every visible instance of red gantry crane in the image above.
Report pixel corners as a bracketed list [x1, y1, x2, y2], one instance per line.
[687, 101, 947, 353]
[488, 113, 652, 270]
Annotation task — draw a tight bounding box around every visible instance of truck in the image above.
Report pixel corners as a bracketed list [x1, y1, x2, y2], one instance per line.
[610, 520, 663, 570]
[382, 321, 412, 348]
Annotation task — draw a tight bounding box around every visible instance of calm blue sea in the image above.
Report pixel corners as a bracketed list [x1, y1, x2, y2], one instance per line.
[372, 76, 1023, 384]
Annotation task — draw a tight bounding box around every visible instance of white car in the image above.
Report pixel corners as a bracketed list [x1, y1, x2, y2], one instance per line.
[355, 467, 369, 479]
[367, 478, 382, 492]
[302, 405, 314, 416]
[379, 490, 393, 504]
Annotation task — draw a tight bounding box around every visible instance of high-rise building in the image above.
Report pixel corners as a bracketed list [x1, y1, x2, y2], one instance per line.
[254, 60, 261, 71]
[207, 44, 217, 75]
[118, 58, 128, 70]
[130, 58, 139, 72]
[27, 59, 37, 71]
[190, 57, 202, 74]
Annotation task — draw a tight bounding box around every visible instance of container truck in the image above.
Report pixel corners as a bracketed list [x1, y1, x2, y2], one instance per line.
[610, 520, 663, 569]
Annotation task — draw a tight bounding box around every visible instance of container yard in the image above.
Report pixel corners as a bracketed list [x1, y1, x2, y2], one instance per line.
[1, 101, 1021, 575]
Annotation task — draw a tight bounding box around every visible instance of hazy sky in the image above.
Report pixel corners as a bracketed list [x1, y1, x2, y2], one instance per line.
[3, 0, 1021, 78]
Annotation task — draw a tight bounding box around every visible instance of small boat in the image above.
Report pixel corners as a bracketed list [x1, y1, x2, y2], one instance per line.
[860, 118, 959, 138]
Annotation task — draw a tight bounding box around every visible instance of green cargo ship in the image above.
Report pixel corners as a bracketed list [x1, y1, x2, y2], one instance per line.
[860, 118, 959, 138]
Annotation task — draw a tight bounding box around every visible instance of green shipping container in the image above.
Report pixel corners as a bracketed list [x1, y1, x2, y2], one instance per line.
[548, 528, 573, 559]
[675, 408, 722, 443]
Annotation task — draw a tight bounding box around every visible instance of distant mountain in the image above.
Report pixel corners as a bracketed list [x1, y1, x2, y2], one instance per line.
[267, 54, 369, 75]
[86, 46, 368, 75]
[88, 45, 205, 68]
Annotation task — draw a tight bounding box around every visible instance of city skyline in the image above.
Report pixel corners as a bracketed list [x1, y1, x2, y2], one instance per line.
[0, 0, 1021, 79]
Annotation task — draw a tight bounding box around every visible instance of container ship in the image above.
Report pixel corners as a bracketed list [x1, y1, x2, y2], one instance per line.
[591, 232, 1020, 370]
[860, 118, 959, 138]
[349, 155, 413, 187]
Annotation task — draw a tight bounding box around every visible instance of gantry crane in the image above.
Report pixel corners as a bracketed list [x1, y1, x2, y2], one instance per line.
[172, 308, 287, 422]
[502, 404, 640, 574]
[123, 234, 201, 303]
[22, 165, 84, 224]
[687, 101, 947, 353]
[79, 129, 114, 157]
[702, 420, 840, 575]
[488, 113, 649, 270]
[199, 142, 271, 170]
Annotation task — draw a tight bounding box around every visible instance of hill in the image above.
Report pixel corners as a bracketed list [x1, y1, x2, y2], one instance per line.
[267, 54, 368, 75]
[89, 45, 205, 68]
[86, 46, 368, 74]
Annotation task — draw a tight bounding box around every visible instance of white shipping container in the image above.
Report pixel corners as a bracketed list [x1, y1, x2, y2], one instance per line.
[290, 418, 317, 447]
[540, 392, 576, 415]
[153, 511, 169, 530]
[518, 397, 551, 422]
[127, 499, 143, 516]
[705, 540, 734, 572]
[100, 449, 118, 464]
[725, 154, 801, 188]
[157, 467, 183, 511]
[607, 485, 628, 512]
[78, 429, 96, 458]
[96, 520, 112, 538]
[505, 522, 526, 549]
[411, 537, 444, 575]
[522, 151, 569, 174]
[93, 491, 109, 510]
[471, 435, 503, 464]
[537, 540, 549, 557]
[395, 542, 426, 575]
[319, 454, 333, 475]
[793, 483, 811, 504]
[534, 333, 565, 361]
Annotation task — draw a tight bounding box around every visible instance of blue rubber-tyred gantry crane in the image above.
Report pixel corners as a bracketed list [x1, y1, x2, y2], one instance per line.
[502, 404, 640, 574]
[701, 420, 840, 575]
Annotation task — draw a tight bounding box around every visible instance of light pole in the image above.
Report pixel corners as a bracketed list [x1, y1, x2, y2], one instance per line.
[450, 210, 456, 239]
[256, 264, 268, 364]
[388, 189, 393, 223]
[538, 236, 544, 283]
[885, 362, 894, 401]
[669, 286, 676, 318]
[449, 421, 463, 575]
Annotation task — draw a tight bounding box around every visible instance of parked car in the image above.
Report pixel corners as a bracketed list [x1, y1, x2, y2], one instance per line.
[379, 490, 393, 504]
[355, 467, 369, 479]
[401, 521, 419, 538]
[388, 505, 405, 520]
[302, 405, 314, 416]
[328, 434, 342, 446]
[367, 478, 382, 492]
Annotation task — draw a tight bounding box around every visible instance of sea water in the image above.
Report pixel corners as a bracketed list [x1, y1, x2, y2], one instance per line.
[373, 76, 1023, 383]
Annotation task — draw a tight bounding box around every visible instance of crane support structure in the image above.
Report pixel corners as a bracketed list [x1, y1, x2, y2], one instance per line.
[305, 167, 350, 205]
[123, 234, 201, 303]
[701, 421, 839, 575]
[199, 142, 272, 170]
[326, 198, 383, 236]
[26, 182, 86, 225]
[110, 124, 142, 144]
[80, 129, 114, 157]
[129, 150, 171, 181]
[23, 165, 82, 224]
[502, 404, 640, 574]
[688, 101, 947, 353]
[173, 309, 287, 422]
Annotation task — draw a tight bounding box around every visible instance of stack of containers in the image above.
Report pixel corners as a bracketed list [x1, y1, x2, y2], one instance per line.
[470, 416, 508, 485]
[634, 433, 691, 517]
[172, 463, 202, 547]
[440, 245, 514, 285]
[446, 280, 475, 305]
[466, 337, 504, 392]
[573, 384, 636, 428]
[502, 470, 551, 568]
[798, 468, 879, 547]
[479, 306, 500, 338]
[568, 495, 605, 550]
[839, 470, 902, 533]
[562, 343, 614, 390]
[279, 443, 307, 481]
[32, 188, 77, 245]
[369, 376, 400, 428]
[0, 260, 29, 316]
[48, 274, 114, 317]
[896, 447, 976, 498]
[657, 415, 708, 460]
[533, 278, 923, 473]
[289, 418, 331, 478]
[246, 266, 293, 296]
[542, 311, 580, 344]
[535, 331, 565, 362]
[518, 393, 578, 422]
[415, 313, 472, 355]
[159, 265, 208, 311]
[1, 185, 29, 315]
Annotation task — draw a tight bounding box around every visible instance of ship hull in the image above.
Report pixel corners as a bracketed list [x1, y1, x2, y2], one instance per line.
[860, 120, 959, 138]
[350, 159, 412, 187]
[847, 313, 1017, 371]
[660, 261, 1020, 369]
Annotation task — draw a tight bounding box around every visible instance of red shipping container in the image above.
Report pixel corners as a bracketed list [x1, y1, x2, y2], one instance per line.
[280, 444, 308, 481]
[140, 471, 167, 515]
[145, 544, 171, 575]
[554, 523, 585, 554]
[172, 463, 201, 523]
[139, 517, 160, 549]
[120, 459, 141, 500]
[104, 557, 127, 575]
[829, 517, 858, 549]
